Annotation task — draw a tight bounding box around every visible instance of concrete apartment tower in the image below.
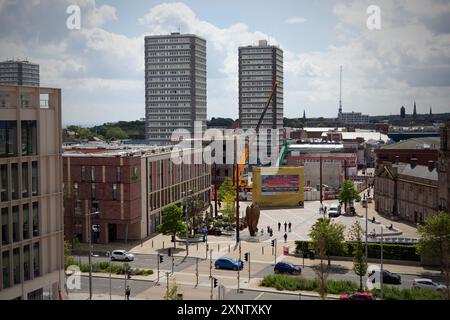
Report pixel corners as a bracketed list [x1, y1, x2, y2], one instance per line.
[238, 40, 284, 157]
[144, 33, 207, 146]
[0, 85, 64, 300]
[0, 60, 39, 87]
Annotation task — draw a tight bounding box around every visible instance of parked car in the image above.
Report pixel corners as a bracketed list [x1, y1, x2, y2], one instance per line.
[339, 292, 374, 300]
[215, 257, 243, 271]
[328, 204, 341, 217]
[274, 262, 301, 275]
[110, 250, 135, 262]
[413, 279, 447, 292]
[368, 268, 401, 284]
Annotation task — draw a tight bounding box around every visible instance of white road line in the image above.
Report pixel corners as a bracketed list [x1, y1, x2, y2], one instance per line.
[255, 292, 265, 300]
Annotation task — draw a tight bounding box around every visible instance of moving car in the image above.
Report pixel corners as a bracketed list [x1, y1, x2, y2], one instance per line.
[215, 257, 243, 271]
[110, 250, 135, 262]
[368, 268, 401, 284]
[274, 262, 301, 275]
[413, 279, 447, 292]
[328, 204, 341, 217]
[339, 292, 374, 300]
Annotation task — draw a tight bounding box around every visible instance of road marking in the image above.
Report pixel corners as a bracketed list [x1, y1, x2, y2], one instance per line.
[254, 292, 264, 300]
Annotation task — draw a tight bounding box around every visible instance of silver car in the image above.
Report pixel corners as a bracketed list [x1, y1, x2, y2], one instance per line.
[413, 278, 447, 292]
[111, 250, 135, 262]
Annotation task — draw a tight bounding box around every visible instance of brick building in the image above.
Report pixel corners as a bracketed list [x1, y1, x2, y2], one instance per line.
[63, 145, 211, 244]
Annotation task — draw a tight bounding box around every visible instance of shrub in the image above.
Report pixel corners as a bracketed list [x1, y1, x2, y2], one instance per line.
[260, 274, 358, 294]
[371, 287, 444, 300]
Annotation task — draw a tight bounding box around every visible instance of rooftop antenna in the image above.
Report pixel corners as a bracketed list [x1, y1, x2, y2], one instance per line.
[338, 65, 343, 115]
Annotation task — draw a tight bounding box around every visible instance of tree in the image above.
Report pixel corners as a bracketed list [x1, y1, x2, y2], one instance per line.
[310, 217, 346, 265]
[417, 211, 450, 300]
[338, 180, 359, 210]
[164, 276, 183, 300]
[348, 221, 368, 291]
[218, 177, 235, 202]
[157, 205, 188, 249]
[104, 127, 128, 141]
[309, 218, 346, 299]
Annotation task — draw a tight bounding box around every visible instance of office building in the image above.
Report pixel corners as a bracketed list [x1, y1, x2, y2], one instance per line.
[63, 144, 211, 244]
[0, 84, 63, 300]
[0, 60, 39, 87]
[144, 33, 207, 146]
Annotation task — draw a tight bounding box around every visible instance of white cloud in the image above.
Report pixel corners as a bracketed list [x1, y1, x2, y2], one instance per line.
[285, 17, 307, 25]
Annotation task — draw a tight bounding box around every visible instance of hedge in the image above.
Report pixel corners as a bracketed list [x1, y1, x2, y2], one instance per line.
[66, 258, 153, 276]
[260, 274, 358, 294]
[371, 287, 444, 300]
[295, 240, 420, 262]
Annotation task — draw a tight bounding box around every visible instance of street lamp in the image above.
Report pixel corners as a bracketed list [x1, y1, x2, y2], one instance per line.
[363, 195, 368, 260]
[86, 210, 100, 300]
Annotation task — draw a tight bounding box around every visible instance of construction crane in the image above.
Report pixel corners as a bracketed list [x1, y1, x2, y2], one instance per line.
[234, 80, 280, 192]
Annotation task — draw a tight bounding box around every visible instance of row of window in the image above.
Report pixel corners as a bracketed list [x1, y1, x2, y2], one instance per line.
[0, 120, 37, 158]
[1, 203, 39, 245]
[1, 242, 40, 290]
[80, 166, 121, 183]
[0, 162, 39, 203]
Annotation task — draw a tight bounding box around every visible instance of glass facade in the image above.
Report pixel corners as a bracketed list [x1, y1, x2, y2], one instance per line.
[2, 250, 9, 289]
[22, 162, 29, 198]
[24, 245, 30, 281]
[12, 205, 19, 242]
[33, 242, 40, 277]
[1, 207, 8, 244]
[13, 248, 20, 285]
[0, 164, 7, 202]
[32, 202, 39, 237]
[23, 203, 30, 240]
[11, 163, 18, 200]
[0, 121, 17, 157]
[21, 120, 37, 156]
[31, 161, 38, 196]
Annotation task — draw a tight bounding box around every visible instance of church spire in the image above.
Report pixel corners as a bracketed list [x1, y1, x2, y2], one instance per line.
[413, 101, 417, 119]
[303, 109, 306, 121]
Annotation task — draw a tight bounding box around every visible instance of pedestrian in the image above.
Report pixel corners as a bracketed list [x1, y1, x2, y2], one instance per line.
[218, 201, 222, 209]
[125, 285, 131, 300]
[267, 225, 270, 233]
[278, 222, 281, 231]
[269, 228, 273, 237]
[288, 222, 292, 232]
[284, 222, 287, 232]
[284, 233, 288, 243]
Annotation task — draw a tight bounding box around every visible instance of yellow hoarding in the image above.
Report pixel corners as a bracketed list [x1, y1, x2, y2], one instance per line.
[252, 167, 304, 208]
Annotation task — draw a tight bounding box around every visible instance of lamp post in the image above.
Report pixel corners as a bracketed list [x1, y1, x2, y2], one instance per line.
[87, 210, 100, 300]
[364, 195, 368, 260]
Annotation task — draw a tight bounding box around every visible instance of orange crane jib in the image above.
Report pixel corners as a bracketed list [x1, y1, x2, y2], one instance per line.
[234, 80, 280, 189]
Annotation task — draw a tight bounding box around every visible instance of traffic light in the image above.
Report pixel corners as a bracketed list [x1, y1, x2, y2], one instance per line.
[159, 255, 164, 263]
[244, 252, 249, 262]
[271, 239, 276, 247]
[213, 277, 218, 288]
[168, 248, 172, 257]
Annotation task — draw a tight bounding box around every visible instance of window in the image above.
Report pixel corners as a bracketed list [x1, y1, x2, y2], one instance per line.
[112, 184, 118, 200]
[22, 162, 29, 198]
[13, 248, 20, 284]
[24, 245, 30, 281]
[23, 203, 30, 240]
[91, 166, 95, 182]
[33, 242, 40, 277]
[31, 161, 38, 196]
[1, 207, 9, 244]
[12, 205, 19, 242]
[0, 120, 17, 157]
[91, 183, 96, 200]
[2, 250, 10, 289]
[21, 120, 37, 155]
[0, 164, 7, 202]
[81, 166, 86, 181]
[116, 167, 121, 182]
[11, 163, 18, 200]
[73, 183, 79, 198]
[32, 202, 39, 237]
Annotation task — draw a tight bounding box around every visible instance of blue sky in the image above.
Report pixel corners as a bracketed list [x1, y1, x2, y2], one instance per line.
[0, 0, 449, 126]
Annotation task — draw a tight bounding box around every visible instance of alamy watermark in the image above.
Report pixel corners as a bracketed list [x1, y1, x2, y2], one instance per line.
[367, 5, 381, 30]
[66, 4, 81, 30]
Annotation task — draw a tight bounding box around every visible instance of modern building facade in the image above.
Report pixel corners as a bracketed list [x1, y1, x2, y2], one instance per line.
[0, 85, 63, 300]
[337, 112, 369, 124]
[144, 33, 207, 146]
[0, 60, 39, 87]
[438, 120, 450, 212]
[63, 145, 211, 244]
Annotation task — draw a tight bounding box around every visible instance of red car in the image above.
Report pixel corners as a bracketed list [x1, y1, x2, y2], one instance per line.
[339, 292, 374, 300]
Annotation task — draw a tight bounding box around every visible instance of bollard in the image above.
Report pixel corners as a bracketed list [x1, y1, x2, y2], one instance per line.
[197, 243, 199, 251]
[163, 241, 165, 249]
[217, 244, 220, 252]
[152, 240, 154, 248]
[228, 245, 230, 253]
[262, 247, 264, 255]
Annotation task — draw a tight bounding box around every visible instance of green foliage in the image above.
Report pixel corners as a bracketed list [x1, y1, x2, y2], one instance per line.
[104, 127, 128, 141]
[348, 221, 368, 291]
[164, 277, 183, 300]
[157, 205, 188, 238]
[295, 240, 420, 261]
[371, 287, 444, 300]
[338, 180, 359, 207]
[218, 177, 235, 202]
[417, 211, 450, 261]
[283, 117, 305, 128]
[207, 117, 235, 129]
[76, 261, 153, 276]
[260, 274, 358, 294]
[309, 218, 346, 259]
